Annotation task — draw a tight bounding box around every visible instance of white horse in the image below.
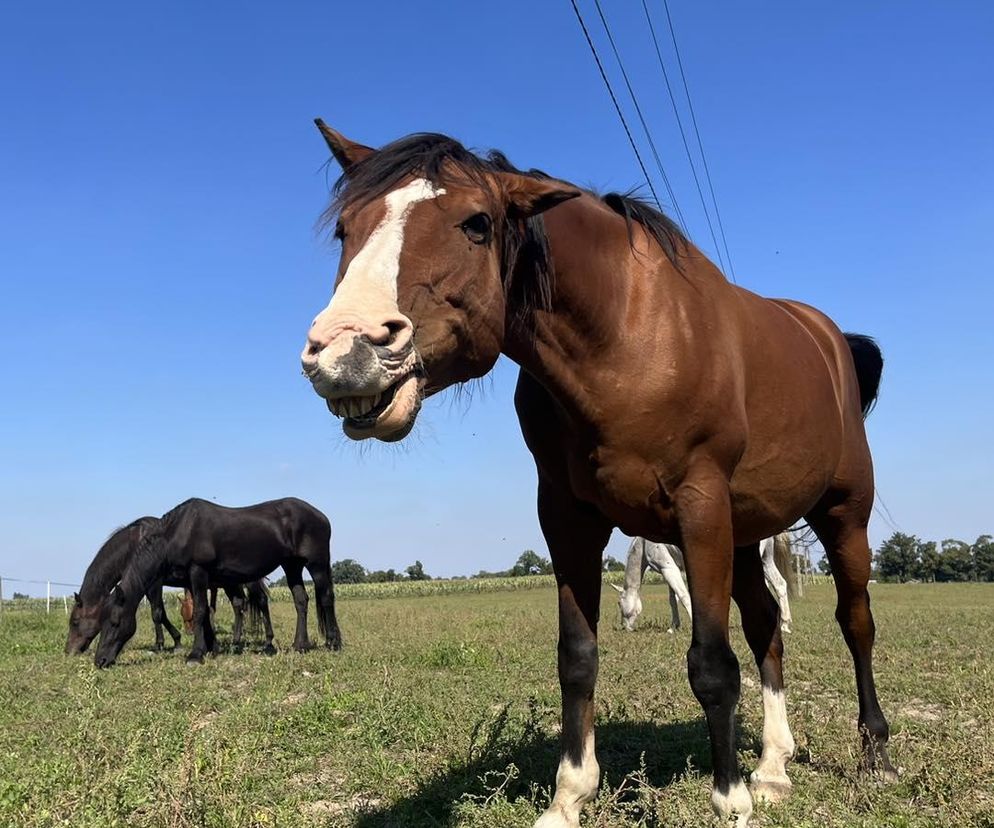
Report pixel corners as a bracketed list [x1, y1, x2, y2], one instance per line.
[612, 534, 796, 633]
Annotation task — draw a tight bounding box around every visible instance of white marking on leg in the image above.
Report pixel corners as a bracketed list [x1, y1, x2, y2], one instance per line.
[750, 686, 795, 802]
[534, 731, 599, 828]
[711, 779, 753, 827]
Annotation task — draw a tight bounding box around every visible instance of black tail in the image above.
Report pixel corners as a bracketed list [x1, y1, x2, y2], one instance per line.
[245, 580, 269, 637]
[844, 333, 883, 417]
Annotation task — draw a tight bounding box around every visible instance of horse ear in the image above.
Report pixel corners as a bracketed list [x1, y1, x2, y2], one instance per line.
[501, 173, 581, 218]
[610, 583, 624, 594]
[314, 119, 375, 172]
[73, 592, 81, 604]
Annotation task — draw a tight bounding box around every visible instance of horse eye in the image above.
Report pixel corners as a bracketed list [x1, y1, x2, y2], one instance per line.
[460, 213, 492, 245]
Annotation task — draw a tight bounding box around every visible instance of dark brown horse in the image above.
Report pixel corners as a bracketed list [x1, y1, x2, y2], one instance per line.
[301, 125, 895, 826]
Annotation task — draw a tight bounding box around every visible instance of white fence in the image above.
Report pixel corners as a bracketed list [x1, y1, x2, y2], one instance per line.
[0, 576, 81, 615]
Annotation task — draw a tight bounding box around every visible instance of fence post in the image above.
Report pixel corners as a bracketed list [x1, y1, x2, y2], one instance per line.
[47, 581, 51, 614]
[795, 553, 804, 598]
[0, 576, 3, 616]
[63, 594, 69, 614]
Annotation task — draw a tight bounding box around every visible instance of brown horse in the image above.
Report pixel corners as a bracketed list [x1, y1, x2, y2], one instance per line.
[300, 124, 896, 826]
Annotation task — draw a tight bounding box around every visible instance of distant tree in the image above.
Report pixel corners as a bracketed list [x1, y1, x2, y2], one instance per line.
[914, 541, 940, 583]
[472, 569, 508, 579]
[817, 556, 832, 576]
[602, 556, 625, 572]
[510, 550, 552, 577]
[972, 535, 994, 582]
[405, 560, 430, 581]
[13, 591, 28, 600]
[875, 532, 921, 583]
[331, 558, 367, 584]
[368, 568, 400, 583]
[937, 539, 974, 582]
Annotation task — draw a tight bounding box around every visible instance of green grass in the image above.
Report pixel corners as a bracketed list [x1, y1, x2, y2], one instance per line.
[1, 582, 992, 827]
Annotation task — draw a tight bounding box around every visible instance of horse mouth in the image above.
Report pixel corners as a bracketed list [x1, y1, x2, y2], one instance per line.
[326, 370, 424, 442]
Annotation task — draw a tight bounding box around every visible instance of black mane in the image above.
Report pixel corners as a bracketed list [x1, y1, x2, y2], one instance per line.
[322, 132, 689, 315]
[79, 517, 158, 601]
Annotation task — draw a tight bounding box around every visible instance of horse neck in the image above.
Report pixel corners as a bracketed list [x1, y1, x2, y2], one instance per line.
[116, 536, 165, 610]
[622, 538, 645, 591]
[80, 528, 137, 601]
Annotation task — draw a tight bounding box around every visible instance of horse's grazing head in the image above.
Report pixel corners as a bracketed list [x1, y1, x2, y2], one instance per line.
[610, 583, 643, 631]
[93, 587, 136, 669]
[301, 122, 580, 442]
[66, 592, 104, 654]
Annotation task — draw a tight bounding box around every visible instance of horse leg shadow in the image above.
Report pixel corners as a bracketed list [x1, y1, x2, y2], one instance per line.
[349, 706, 735, 828]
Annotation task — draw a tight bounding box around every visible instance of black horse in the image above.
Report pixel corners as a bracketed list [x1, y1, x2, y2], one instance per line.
[67, 517, 276, 655]
[94, 497, 342, 667]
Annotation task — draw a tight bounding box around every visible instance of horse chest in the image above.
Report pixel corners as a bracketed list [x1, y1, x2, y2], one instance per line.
[565, 445, 679, 538]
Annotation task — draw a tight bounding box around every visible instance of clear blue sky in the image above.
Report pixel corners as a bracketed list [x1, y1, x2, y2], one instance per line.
[2, 2, 992, 592]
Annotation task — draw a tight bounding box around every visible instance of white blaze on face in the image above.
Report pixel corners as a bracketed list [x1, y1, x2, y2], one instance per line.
[323, 178, 446, 321]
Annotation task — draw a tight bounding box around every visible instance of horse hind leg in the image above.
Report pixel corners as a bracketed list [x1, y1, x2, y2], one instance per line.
[807, 494, 897, 781]
[732, 543, 795, 803]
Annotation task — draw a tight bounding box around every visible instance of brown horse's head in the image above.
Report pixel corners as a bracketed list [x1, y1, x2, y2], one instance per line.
[301, 123, 579, 442]
[66, 592, 104, 654]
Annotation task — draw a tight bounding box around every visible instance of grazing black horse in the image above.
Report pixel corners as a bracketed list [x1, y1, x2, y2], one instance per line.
[67, 517, 279, 656]
[94, 497, 342, 667]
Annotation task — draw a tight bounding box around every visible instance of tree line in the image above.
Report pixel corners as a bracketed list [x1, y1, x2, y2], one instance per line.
[317, 550, 628, 585]
[819, 532, 994, 583]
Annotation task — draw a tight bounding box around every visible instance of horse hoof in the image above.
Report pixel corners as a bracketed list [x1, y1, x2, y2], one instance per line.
[186, 654, 205, 666]
[666, 628, 675, 635]
[533, 805, 579, 828]
[876, 767, 900, 785]
[262, 644, 277, 656]
[780, 624, 792, 634]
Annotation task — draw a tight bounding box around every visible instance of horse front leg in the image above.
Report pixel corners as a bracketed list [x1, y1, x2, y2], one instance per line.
[674, 466, 751, 827]
[147, 586, 166, 651]
[533, 477, 612, 828]
[186, 566, 211, 665]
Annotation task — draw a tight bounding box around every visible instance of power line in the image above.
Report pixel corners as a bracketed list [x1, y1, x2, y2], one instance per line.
[640, 0, 726, 275]
[590, 0, 688, 230]
[661, 0, 736, 280]
[568, 0, 662, 211]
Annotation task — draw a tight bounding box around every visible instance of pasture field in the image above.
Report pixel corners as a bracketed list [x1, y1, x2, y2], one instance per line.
[0, 581, 992, 828]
